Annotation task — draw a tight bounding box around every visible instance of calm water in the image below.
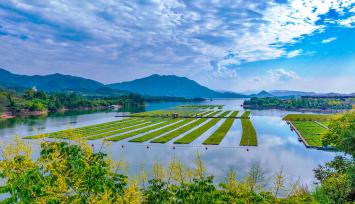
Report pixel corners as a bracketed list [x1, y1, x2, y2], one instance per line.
[0, 99, 337, 187]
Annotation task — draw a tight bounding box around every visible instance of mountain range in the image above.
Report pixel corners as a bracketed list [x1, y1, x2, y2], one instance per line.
[1, 68, 352, 98]
[0, 68, 102, 92]
[0, 68, 245, 98]
[108, 74, 245, 98]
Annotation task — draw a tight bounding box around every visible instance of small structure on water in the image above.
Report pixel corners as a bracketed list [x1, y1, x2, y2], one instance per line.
[172, 113, 179, 119]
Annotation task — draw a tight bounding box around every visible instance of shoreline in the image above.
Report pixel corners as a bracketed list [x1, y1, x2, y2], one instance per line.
[0, 106, 115, 120]
[243, 106, 350, 113]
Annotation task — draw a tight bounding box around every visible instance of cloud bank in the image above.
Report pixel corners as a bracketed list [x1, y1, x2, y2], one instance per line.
[0, 0, 354, 92]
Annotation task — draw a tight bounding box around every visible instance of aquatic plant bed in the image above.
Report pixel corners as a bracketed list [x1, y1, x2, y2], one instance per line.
[150, 111, 226, 143]
[240, 111, 251, 118]
[130, 110, 203, 117]
[58, 119, 153, 140]
[106, 119, 177, 141]
[25, 108, 247, 146]
[86, 120, 160, 140]
[129, 119, 192, 142]
[178, 105, 223, 109]
[283, 114, 333, 121]
[24, 118, 143, 139]
[202, 111, 239, 145]
[240, 119, 257, 146]
[175, 111, 237, 144]
[290, 121, 328, 147]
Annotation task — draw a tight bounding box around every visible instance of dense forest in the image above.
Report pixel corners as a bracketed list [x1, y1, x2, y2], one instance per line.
[0, 88, 145, 116]
[0, 111, 353, 203]
[243, 97, 353, 110]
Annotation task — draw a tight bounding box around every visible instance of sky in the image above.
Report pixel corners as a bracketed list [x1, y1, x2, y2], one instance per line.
[0, 0, 354, 93]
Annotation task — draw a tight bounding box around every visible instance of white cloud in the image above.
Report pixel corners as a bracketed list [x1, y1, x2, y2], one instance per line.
[0, 0, 354, 82]
[267, 68, 300, 81]
[249, 68, 300, 84]
[338, 16, 355, 28]
[210, 58, 239, 79]
[321, 37, 337, 44]
[287, 49, 302, 58]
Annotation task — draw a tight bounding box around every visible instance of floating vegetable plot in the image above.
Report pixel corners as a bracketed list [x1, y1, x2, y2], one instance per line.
[289, 121, 328, 147]
[240, 119, 257, 146]
[150, 111, 224, 143]
[106, 119, 175, 141]
[24, 118, 142, 139]
[24, 107, 256, 146]
[86, 120, 156, 140]
[178, 105, 224, 109]
[282, 113, 333, 148]
[282, 114, 333, 121]
[202, 111, 239, 145]
[175, 111, 236, 144]
[130, 119, 192, 142]
[240, 111, 251, 118]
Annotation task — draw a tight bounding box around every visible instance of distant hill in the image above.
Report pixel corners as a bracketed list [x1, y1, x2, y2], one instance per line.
[0, 68, 103, 92]
[269, 90, 316, 97]
[250, 90, 273, 98]
[108, 74, 246, 98]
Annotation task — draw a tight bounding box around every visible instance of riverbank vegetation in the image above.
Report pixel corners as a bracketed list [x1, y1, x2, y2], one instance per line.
[1, 111, 354, 203]
[243, 97, 353, 111]
[0, 88, 145, 117]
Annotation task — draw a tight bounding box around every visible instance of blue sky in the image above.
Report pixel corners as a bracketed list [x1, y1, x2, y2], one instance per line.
[0, 0, 354, 93]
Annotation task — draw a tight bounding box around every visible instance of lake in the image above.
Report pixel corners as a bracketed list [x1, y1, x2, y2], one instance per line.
[0, 99, 337, 187]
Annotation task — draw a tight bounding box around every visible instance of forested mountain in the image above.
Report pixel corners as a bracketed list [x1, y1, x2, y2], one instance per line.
[108, 74, 246, 98]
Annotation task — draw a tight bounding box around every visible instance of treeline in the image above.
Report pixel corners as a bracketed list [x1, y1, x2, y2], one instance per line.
[243, 97, 352, 110]
[0, 88, 145, 115]
[0, 112, 353, 203]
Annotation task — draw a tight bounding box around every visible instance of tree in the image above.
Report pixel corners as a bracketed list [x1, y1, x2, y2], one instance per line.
[0, 92, 9, 114]
[314, 112, 355, 203]
[323, 112, 355, 157]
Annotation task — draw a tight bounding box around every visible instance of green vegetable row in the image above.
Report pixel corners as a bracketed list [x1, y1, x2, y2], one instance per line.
[283, 114, 333, 121]
[107, 119, 177, 141]
[130, 119, 192, 142]
[175, 111, 237, 144]
[240, 119, 257, 146]
[291, 121, 328, 147]
[151, 111, 224, 143]
[202, 111, 239, 145]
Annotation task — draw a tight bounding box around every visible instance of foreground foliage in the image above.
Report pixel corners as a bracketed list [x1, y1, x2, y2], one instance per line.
[314, 111, 355, 203]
